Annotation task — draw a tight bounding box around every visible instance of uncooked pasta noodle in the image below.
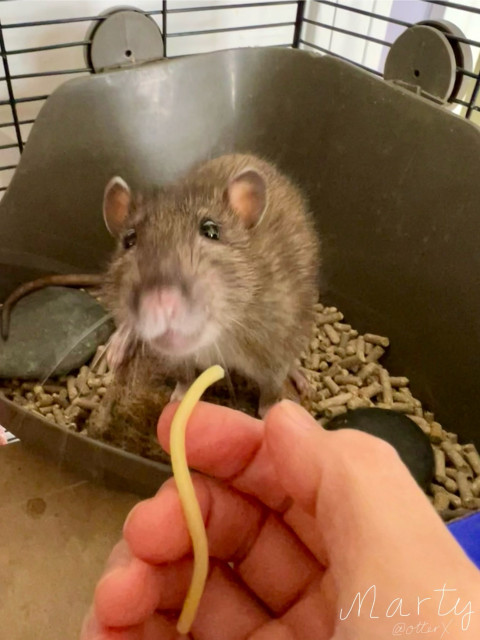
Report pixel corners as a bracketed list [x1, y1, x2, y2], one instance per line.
[169, 364, 225, 634]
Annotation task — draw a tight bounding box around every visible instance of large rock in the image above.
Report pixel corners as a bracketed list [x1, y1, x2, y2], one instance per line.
[0, 287, 114, 379]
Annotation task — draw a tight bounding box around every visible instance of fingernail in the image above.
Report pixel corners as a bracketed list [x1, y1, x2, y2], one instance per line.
[279, 400, 317, 430]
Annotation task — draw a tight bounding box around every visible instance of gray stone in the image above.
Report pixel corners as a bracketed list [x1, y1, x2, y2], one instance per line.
[0, 287, 114, 379]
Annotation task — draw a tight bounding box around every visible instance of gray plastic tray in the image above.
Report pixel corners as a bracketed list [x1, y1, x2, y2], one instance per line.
[1, 47, 479, 494]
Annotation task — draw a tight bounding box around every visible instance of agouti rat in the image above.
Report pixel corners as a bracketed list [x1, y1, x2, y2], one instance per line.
[102, 153, 320, 416]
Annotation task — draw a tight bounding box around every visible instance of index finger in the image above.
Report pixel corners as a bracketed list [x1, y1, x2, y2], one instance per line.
[157, 402, 290, 511]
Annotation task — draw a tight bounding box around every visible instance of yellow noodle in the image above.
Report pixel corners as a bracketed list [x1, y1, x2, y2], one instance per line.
[170, 365, 225, 634]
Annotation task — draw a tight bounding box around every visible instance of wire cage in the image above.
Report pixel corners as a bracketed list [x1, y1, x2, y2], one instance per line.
[0, 1, 479, 198]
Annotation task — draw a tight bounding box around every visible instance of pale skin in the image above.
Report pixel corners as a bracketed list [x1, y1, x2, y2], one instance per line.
[81, 400, 480, 640]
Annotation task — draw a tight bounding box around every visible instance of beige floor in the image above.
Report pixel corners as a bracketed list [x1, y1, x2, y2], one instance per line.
[0, 443, 140, 639]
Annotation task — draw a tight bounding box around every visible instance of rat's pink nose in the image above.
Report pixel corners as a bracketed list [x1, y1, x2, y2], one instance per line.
[140, 287, 183, 321]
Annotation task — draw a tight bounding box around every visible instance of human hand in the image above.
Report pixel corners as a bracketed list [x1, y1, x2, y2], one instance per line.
[81, 400, 480, 639]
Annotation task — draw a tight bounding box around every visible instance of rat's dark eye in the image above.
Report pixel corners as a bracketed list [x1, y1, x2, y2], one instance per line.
[200, 219, 220, 241]
[122, 229, 136, 249]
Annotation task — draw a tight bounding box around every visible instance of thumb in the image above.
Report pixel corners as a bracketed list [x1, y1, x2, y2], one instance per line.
[264, 401, 452, 552]
[264, 400, 331, 516]
[264, 399, 407, 519]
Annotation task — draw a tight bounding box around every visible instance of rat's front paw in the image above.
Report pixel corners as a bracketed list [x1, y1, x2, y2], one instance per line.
[170, 381, 189, 403]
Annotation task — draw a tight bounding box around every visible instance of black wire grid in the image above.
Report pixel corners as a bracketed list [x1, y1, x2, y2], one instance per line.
[0, 0, 479, 193]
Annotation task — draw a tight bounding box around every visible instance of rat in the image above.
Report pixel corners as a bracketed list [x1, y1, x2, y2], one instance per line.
[101, 153, 320, 417]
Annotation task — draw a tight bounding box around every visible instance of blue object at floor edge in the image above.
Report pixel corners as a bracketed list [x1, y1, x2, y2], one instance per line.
[448, 512, 480, 569]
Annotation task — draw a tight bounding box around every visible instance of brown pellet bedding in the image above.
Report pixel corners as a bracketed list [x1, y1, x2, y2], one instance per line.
[1, 301, 480, 522]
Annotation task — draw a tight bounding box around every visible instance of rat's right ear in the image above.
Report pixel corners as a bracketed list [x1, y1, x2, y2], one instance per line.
[225, 169, 267, 229]
[103, 176, 131, 237]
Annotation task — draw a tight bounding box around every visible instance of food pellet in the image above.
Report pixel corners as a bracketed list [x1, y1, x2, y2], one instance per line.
[357, 362, 377, 382]
[73, 398, 100, 411]
[355, 335, 366, 363]
[433, 448, 447, 483]
[347, 396, 370, 410]
[67, 377, 78, 401]
[440, 507, 472, 522]
[345, 384, 361, 395]
[323, 376, 340, 395]
[324, 362, 342, 378]
[378, 402, 414, 414]
[334, 374, 361, 386]
[359, 382, 382, 399]
[345, 343, 356, 356]
[309, 353, 321, 370]
[87, 375, 103, 389]
[339, 355, 362, 369]
[379, 368, 393, 405]
[456, 471, 476, 508]
[52, 406, 65, 426]
[432, 487, 450, 511]
[76, 367, 90, 395]
[472, 477, 480, 497]
[365, 345, 385, 363]
[441, 441, 470, 473]
[324, 405, 347, 418]
[430, 422, 443, 444]
[315, 392, 352, 412]
[464, 446, 480, 476]
[442, 478, 458, 494]
[65, 404, 82, 421]
[408, 415, 430, 435]
[388, 376, 409, 387]
[316, 312, 343, 325]
[37, 393, 54, 408]
[364, 333, 390, 348]
[339, 331, 349, 350]
[53, 392, 69, 409]
[392, 390, 410, 403]
[324, 324, 340, 345]
[37, 405, 54, 415]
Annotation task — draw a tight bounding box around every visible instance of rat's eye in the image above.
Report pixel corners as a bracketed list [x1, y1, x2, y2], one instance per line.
[122, 229, 136, 249]
[200, 219, 220, 241]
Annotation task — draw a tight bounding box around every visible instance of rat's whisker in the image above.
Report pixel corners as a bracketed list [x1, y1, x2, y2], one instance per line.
[213, 342, 236, 405]
[40, 312, 113, 385]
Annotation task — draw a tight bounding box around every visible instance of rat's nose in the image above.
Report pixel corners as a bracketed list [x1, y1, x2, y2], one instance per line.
[137, 286, 185, 340]
[140, 287, 183, 321]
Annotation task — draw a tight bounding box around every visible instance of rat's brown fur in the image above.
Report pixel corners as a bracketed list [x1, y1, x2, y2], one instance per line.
[102, 154, 320, 415]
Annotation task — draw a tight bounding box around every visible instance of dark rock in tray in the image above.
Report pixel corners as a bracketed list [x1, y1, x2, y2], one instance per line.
[0, 287, 114, 379]
[324, 407, 435, 491]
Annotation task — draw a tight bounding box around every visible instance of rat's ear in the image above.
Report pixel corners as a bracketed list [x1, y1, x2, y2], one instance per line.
[103, 176, 131, 237]
[225, 169, 267, 228]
